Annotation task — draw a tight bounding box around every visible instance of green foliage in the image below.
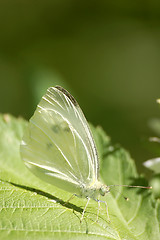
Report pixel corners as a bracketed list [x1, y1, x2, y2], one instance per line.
[149, 119, 160, 138]
[0, 114, 159, 240]
[143, 101, 160, 198]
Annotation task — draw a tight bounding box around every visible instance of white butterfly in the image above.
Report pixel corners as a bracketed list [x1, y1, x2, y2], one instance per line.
[20, 86, 151, 222]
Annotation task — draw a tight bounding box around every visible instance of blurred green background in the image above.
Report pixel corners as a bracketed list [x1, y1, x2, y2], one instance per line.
[0, 1, 160, 175]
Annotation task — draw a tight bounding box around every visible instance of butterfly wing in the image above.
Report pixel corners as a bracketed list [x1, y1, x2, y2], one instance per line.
[20, 86, 99, 195]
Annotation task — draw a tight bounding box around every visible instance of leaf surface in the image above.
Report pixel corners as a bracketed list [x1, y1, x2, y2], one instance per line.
[0, 114, 159, 240]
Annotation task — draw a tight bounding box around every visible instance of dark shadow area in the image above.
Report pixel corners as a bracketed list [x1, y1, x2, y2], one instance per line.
[1, 179, 114, 233]
[1, 179, 112, 231]
[1, 179, 83, 213]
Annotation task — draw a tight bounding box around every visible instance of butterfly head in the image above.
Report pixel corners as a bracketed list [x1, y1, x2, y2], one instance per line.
[99, 184, 110, 196]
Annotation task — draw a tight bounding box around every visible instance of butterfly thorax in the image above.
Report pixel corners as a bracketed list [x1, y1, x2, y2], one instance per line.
[79, 181, 110, 199]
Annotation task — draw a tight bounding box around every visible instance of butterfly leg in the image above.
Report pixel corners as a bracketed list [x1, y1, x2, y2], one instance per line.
[80, 197, 90, 223]
[96, 200, 100, 222]
[104, 200, 110, 223]
[93, 198, 101, 222]
[94, 199, 110, 223]
[63, 194, 76, 206]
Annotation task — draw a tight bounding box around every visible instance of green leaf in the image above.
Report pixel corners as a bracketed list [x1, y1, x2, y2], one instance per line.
[143, 158, 160, 174]
[0, 114, 159, 240]
[148, 118, 160, 137]
[149, 174, 160, 199]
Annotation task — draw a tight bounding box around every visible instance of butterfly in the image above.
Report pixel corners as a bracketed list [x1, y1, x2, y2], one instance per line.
[20, 86, 151, 222]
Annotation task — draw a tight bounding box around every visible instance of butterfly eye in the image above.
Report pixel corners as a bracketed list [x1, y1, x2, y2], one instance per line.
[99, 186, 106, 196]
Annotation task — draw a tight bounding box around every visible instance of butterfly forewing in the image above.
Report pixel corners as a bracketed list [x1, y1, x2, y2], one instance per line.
[21, 86, 98, 194]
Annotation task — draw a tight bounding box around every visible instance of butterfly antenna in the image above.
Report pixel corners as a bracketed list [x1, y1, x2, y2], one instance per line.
[110, 187, 129, 201]
[109, 185, 152, 201]
[109, 184, 152, 189]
